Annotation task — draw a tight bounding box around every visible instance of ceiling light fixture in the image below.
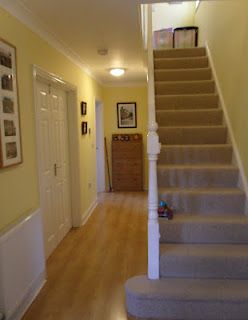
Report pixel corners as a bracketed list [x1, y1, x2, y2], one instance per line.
[109, 68, 125, 77]
[97, 48, 108, 56]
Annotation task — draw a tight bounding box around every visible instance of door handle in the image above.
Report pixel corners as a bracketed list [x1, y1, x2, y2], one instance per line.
[54, 163, 61, 176]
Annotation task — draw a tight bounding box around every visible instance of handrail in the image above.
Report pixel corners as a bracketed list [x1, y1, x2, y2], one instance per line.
[147, 3, 161, 280]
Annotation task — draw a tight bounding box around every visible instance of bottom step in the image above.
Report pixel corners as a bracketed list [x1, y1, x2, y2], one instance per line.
[125, 275, 248, 320]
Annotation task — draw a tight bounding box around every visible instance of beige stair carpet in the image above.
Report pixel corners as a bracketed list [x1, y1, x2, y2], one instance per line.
[126, 47, 248, 320]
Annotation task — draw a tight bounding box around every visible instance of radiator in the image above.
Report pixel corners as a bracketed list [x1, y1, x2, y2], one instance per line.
[0, 209, 46, 320]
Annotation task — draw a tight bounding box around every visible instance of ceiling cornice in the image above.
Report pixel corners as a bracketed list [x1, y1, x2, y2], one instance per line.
[0, 0, 102, 85]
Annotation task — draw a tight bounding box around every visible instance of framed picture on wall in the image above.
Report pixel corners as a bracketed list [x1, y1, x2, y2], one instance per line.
[81, 121, 87, 135]
[117, 102, 137, 128]
[81, 101, 87, 115]
[0, 38, 22, 168]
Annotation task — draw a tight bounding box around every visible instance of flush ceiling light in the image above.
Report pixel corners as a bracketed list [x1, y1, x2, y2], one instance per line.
[109, 68, 125, 77]
[97, 48, 108, 56]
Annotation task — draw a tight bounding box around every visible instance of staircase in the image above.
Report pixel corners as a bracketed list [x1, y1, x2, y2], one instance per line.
[126, 47, 248, 319]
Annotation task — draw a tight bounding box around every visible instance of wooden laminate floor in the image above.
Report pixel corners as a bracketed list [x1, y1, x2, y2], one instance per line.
[23, 192, 147, 320]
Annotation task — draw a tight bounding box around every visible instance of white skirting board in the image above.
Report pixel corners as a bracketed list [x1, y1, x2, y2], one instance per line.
[81, 199, 98, 226]
[205, 42, 248, 214]
[0, 209, 46, 320]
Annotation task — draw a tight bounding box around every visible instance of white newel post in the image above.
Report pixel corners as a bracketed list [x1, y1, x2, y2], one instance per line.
[147, 4, 161, 280]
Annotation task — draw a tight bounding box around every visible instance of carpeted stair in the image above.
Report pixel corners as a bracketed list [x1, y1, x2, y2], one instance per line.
[126, 47, 248, 319]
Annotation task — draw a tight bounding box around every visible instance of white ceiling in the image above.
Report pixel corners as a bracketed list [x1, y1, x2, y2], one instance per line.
[2, 0, 151, 86]
[0, 0, 199, 85]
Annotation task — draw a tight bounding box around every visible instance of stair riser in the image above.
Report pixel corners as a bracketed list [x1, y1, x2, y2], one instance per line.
[160, 254, 248, 279]
[154, 57, 208, 70]
[157, 168, 239, 188]
[159, 146, 233, 165]
[126, 294, 248, 320]
[159, 191, 245, 214]
[154, 47, 206, 59]
[158, 127, 227, 145]
[155, 81, 215, 95]
[160, 220, 248, 244]
[155, 68, 212, 81]
[157, 110, 223, 126]
[156, 94, 219, 110]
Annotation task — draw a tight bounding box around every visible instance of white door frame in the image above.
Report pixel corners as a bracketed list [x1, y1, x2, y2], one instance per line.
[95, 98, 105, 193]
[33, 65, 81, 228]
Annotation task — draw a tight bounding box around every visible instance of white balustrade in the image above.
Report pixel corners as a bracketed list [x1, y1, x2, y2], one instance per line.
[147, 4, 161, 280]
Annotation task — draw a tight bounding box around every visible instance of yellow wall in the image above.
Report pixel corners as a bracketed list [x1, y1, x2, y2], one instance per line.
[153, 2, 196, 31]
[103, 86, 148, 189]
[0, 7, 103, 231]
[195, 0, 248, 181]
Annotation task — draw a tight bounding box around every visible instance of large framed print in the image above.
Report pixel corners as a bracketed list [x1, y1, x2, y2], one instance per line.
[0, 38, 22, 168]
[117, 102, 137, 128]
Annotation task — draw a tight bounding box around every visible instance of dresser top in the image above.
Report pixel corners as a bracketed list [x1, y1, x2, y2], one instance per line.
[112, 133, 142, 142]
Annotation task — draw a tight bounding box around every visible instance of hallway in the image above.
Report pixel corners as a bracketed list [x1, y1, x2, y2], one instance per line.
[22, 192, 147, 320]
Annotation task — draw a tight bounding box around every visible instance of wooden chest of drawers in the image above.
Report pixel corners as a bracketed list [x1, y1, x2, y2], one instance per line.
[112, 134, 143, 191]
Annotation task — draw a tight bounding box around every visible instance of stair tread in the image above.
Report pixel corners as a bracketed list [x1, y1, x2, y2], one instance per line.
[159, 125, 226, 129]
[154, 48, 206, 59]
[159, 214, 248, 243]
[154, 47, 206, 53]
[155, 56, 207, 61]
[155, 79, 214, 84]
[159, 187, 244, 194]
[155, 67, 211, 72]
[160, 243, 248, 257]
[159, 214, 248, 224]
[156, 93, 218, 97]
[161, 143, 232, 148]
[157, 108, 221, 113]
[126, 275, 248, 301]
[159, 243, 248, 279]
[158, 164, 237, 169]
[155, 93, 219, 110]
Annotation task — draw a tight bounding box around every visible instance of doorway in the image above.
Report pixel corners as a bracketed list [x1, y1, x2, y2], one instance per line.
[95, 100, 105, 193]
[35, 80, 72, 258]
[33, 66, 81, 259]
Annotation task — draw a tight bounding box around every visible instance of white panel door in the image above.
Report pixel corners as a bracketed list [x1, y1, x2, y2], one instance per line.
[50, 86, 72, 243]
[36, 82, 72, 258]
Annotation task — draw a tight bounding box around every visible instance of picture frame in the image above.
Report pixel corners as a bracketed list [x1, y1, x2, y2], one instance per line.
[0, 38, 22, 168]
[117, 102, 137, 128]
[81, 101, 87, 115]
[81, 121, 87, 135]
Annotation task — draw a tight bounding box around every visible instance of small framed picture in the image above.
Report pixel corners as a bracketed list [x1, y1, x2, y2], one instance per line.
[4, 119, 16, 136]
[81, 101, 87, 115]
[3, 97, 14, 113]
[81, 121, 87, 135]
[6, 142, 17, 159]
[117, 102, 137, 128]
